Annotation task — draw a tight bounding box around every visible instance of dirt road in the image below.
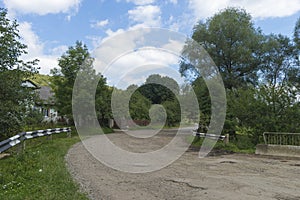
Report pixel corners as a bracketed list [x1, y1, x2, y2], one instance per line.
[65, 130, 300, 200]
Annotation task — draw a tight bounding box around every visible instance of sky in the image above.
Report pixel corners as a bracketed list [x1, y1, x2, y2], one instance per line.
[0, 0, 300, 86]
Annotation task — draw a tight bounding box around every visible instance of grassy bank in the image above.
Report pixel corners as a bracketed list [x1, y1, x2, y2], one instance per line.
[187, 135, 256, 154]
[0, 127, 112, 200]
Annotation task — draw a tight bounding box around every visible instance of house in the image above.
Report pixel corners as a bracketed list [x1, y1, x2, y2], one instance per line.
[36, 85, 58, 122]
[22, 80, 58, 122]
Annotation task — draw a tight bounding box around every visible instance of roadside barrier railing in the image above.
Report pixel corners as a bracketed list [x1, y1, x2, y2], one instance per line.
[263, 132, 300, 146]
[0, 127, 71, 154]
[192, 131, 226, 141]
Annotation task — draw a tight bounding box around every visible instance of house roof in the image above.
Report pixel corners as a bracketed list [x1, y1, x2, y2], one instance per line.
[37, 86, 55, 104]
[21, 80, 39, 89]
[22, 79, 55, 105]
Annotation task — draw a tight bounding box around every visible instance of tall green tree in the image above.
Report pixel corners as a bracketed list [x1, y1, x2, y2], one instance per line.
[258, 33, 300, 134]
[180, 7, 300, 144]
[294, 17, 300, 51]
[261, 34, 297, 87]
[162, 100, 181, 127]
[180, 7, 262, 89]
[110, 86, 151, 128]
[227, 33, 300, 143]
[0, 8, 38, 138]
[96, 84, 112, 126]
[51, 41, 110, 125]
[128, 86, 151, 121]
[138, 74, 179, 104]
[137, 74, 181, 126]
[293, 17, 300, 85]
[51, 41, 90, 122]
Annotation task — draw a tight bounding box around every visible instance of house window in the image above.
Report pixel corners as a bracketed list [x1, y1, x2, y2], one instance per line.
[42, 108, 49, 117]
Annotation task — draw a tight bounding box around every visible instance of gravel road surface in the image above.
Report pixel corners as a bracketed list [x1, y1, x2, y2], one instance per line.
[65, 130, 300, 200]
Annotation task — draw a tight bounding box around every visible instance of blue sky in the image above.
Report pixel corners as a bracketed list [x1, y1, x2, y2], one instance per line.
[1, 0, 300, 77]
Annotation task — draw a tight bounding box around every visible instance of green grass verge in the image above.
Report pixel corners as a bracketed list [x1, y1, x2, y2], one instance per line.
[187, 135, 255, 154]
[0, 132, 89, 199]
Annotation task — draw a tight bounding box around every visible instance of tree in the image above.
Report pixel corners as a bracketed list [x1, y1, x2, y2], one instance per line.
[179, 83, 200, 124]
[51, 41, 110, 125]
[260, 34, 299, 114]
[180, 7, 262, 89]
[190, 77, 211, 132]
[227, 87, 265, 143]
[0, 8, 38, 138]
[162, 100, 181, 127]
[260, 34, 297, 87]
[136, 74, 181, 127]
[51, 41, 89, 122]
[179, 7, 300, 146]
[129, 89, 151, 121]
[96, 84, 112, 126]
[110, 86, 151, 128]
[293, 18, 300, 86]
[138, 74, 179, 104]
[225, 34, 300, 143]
[256, 33, 300, 135]
[294, 17, 300, 51]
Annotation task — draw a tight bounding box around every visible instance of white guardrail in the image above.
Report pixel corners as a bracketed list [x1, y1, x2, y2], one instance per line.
[192, 131, 226, 140]
[0, 127, 71, 153]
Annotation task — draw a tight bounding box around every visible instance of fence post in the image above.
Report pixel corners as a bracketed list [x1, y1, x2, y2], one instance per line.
[17, 133, 26, 154]
[22, 140, 26, 152]
[67, 128, 71, 138]
[224, 134, 229, 145]
[47, 134, 53, 140]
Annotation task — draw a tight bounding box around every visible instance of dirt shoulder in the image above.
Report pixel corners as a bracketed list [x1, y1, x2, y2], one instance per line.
[65, 131, 300, 200]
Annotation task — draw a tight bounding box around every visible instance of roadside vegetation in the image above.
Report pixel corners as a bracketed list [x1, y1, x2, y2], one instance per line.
[0, 130, 88, 200]
[181, 8, 300, 146]
[187, 135, 256, 154]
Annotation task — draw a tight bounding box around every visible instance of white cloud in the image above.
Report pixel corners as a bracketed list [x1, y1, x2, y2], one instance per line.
[91, 19, 109, 28]
[101, 48, 181, 88]
[128, 5, 161, 27]
[19, 22, 44, 57]
[117, 64, 182, 89]
[162, 39, 184, 53]
[86, 35, 103, 48]
[50, 45, 69, 55]
[104, 28, 126, 42]
[188, 0, 300, 20]
[125, 0, 155, 5]
[3, 0, 81, 15]
[18, 22, 64, 74]
[165, 15, 180, 31]
[66, 15, 72, 22]
[92, 28, 185, 87]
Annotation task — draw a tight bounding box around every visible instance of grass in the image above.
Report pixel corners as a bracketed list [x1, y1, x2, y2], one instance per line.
[186, 134, 256, 154]
[0, 126, 115, 200]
